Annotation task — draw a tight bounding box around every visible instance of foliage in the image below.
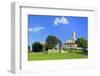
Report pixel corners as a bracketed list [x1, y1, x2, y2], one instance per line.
[46, 35, 59, 49]
[32, 42, 43, 52]
[76, 38, 88, 55]
[76, 38, 87, 48]
[44, 44, 48, 51]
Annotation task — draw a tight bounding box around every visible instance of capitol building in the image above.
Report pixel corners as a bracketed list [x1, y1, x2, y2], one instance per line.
[63, 32, 78, 49]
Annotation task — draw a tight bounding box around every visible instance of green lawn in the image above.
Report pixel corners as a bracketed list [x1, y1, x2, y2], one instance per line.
[28, 50, 88, 61]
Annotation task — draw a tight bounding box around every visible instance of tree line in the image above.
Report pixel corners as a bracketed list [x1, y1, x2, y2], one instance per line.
[28, 35, 88, 55]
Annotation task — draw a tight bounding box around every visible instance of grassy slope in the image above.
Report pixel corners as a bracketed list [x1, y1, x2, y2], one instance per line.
[28, 50, 87, 61]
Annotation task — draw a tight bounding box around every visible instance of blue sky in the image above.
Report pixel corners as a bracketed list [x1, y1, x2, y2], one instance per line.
[28, 15, 88, 47]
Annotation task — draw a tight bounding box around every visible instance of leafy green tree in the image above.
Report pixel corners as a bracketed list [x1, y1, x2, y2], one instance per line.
[32, 42, 43, 52]
[82, 39, 88, 55]
[76, 38, 88, 55]
[46, 35, 59, 49]
[76, 38, 87, 48]
[44, 43, 48, 51]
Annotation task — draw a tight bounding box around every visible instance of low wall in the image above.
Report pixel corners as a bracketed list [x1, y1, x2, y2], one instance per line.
[48, 49, 64, 53]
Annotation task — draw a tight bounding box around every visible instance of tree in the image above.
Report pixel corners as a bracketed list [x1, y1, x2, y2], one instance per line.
[32, 42, 43, 52]
[58, 39, 62, 53]
[81, 39, 88, 55]
[76, 38, 87, 48]
[44, 43, 48, 51]
[46, 35, 59, 49]
[28, 45, 30, 50]
[76, 38, 88, 55]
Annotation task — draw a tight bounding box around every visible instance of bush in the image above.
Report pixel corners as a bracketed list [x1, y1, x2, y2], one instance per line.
[82, 48, 88, 55]
[32, 42, 43, 52]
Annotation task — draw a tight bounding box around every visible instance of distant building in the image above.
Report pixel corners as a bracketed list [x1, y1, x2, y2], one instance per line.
[63, 32, 78, 49]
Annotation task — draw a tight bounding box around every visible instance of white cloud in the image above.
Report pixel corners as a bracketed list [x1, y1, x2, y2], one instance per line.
[28, 26, 45, 33]
[54, 16, 69, 26]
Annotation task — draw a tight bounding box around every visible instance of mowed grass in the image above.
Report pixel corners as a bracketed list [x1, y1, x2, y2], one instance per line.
[28, 50, 88, 61]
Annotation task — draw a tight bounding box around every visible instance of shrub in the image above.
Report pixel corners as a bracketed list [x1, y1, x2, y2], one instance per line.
[32, 42, 43, 52]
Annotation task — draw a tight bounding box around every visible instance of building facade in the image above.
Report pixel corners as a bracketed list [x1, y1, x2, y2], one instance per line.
[63, 32, 78, 49]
